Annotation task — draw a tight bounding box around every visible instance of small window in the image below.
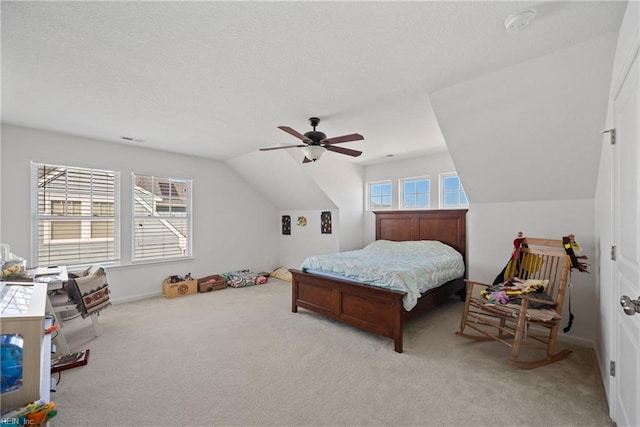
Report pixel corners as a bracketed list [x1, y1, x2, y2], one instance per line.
[440, 173, 468, 208]
[133, 174, 192, 262]
[368, 181, 392, 210]
[400, 177, 430, 209]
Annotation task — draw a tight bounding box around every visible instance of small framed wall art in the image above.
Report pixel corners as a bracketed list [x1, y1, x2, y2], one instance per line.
[282, 215, 291, 235]
[321, 211, 332, 234]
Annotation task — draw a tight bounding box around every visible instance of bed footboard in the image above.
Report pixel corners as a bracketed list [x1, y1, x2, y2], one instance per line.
[290, 269, 406, 352]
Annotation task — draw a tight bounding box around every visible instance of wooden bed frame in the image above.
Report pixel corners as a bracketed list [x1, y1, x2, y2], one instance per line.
[290, 209, 468, 353]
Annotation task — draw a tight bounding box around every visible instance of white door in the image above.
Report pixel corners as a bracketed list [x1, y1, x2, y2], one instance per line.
[612, 47, 640, 427]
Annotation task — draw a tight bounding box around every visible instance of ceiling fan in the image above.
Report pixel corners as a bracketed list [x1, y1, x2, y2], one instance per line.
[260, 117, 364, 163]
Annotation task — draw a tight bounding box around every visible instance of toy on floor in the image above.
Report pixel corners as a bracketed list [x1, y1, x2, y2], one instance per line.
[25, 400, 57, 425]
[1, 400, 57, 426]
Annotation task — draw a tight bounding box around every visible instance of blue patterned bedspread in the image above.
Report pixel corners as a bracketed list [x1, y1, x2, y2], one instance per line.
[300, 240, 465, 311]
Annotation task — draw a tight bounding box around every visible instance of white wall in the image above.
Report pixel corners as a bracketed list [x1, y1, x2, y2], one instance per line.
[430, 33, 617, 204]
[278, 209, 340, 269]
[362, 150, 455, 243]
[1, 124, 280, 303]
[226, 149, 336, 210]
[304, 155, 364, 252]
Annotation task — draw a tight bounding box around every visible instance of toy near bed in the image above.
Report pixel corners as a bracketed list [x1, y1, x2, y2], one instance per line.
[289, 209, 467, 353]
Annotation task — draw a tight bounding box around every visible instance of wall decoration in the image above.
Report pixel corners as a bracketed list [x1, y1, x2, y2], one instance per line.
[321, 211, 332, 234]
[296, 216, 307, 226]
[282, 215, 291, 235]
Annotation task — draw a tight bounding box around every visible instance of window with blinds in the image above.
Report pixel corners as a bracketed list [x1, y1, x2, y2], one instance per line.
[133, 174, 192, 261]
[32, 163, 120, 266]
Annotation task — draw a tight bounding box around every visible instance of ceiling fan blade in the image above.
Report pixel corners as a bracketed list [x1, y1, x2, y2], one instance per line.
[322, 133, 364, 144]
[302, 157, 312, 163]
[259, 144, 306, 151]
[325, 145, 362, 157]
[278, 126, 311, 142]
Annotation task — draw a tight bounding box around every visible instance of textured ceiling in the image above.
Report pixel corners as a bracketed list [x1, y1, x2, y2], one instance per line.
[1, 1, 627, 165]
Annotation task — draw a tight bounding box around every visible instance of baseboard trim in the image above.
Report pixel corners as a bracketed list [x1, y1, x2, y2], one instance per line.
[111, 291, 162, 304]
[557, 333, 595, 349]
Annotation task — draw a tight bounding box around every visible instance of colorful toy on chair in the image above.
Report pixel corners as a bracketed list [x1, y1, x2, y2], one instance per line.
[488, 291, 509, 304]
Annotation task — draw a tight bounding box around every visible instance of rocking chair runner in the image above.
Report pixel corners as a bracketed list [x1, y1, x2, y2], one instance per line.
[456, 236, 572, 368]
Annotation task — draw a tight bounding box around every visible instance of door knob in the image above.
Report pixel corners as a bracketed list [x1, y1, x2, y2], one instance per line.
[620, 295, 640, 315]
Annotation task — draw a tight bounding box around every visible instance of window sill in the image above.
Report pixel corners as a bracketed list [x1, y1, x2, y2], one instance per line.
[64, 257, 195, 272]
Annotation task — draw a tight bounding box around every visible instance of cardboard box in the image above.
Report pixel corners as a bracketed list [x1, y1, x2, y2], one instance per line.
[197, 275, 227, 293]
[162, 278, 197, 298]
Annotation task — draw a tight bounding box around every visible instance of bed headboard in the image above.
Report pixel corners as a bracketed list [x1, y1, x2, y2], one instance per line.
[374, 209, 467, 266]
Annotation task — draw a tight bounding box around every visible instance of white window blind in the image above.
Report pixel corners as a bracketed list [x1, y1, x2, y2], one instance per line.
[133, 174, 192, 262]
[32, 163, 120, 267]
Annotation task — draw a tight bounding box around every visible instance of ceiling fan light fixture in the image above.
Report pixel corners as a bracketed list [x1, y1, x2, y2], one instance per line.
[266, 117, 364, 163]
[504, 8, 537, 33]
[302, 145, 326, 162]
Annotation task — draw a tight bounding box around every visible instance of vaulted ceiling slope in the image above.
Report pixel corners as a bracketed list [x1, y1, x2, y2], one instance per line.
[0, 1, 627, 169]
[430, 32, 619, 203]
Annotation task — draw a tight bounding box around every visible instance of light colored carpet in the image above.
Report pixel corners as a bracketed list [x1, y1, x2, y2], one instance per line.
[49, 279, 612, 427]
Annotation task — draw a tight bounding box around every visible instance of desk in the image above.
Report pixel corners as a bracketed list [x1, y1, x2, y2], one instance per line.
[28, 266, 68, 288]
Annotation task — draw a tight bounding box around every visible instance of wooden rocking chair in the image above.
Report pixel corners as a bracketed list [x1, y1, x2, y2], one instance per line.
[456, 236, 572, 368]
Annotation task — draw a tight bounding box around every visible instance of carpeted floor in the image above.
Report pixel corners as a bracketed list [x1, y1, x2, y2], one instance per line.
[49, 278, 612, 427]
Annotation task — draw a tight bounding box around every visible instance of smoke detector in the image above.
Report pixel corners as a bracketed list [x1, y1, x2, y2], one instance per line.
[504, 8, 537, 32]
